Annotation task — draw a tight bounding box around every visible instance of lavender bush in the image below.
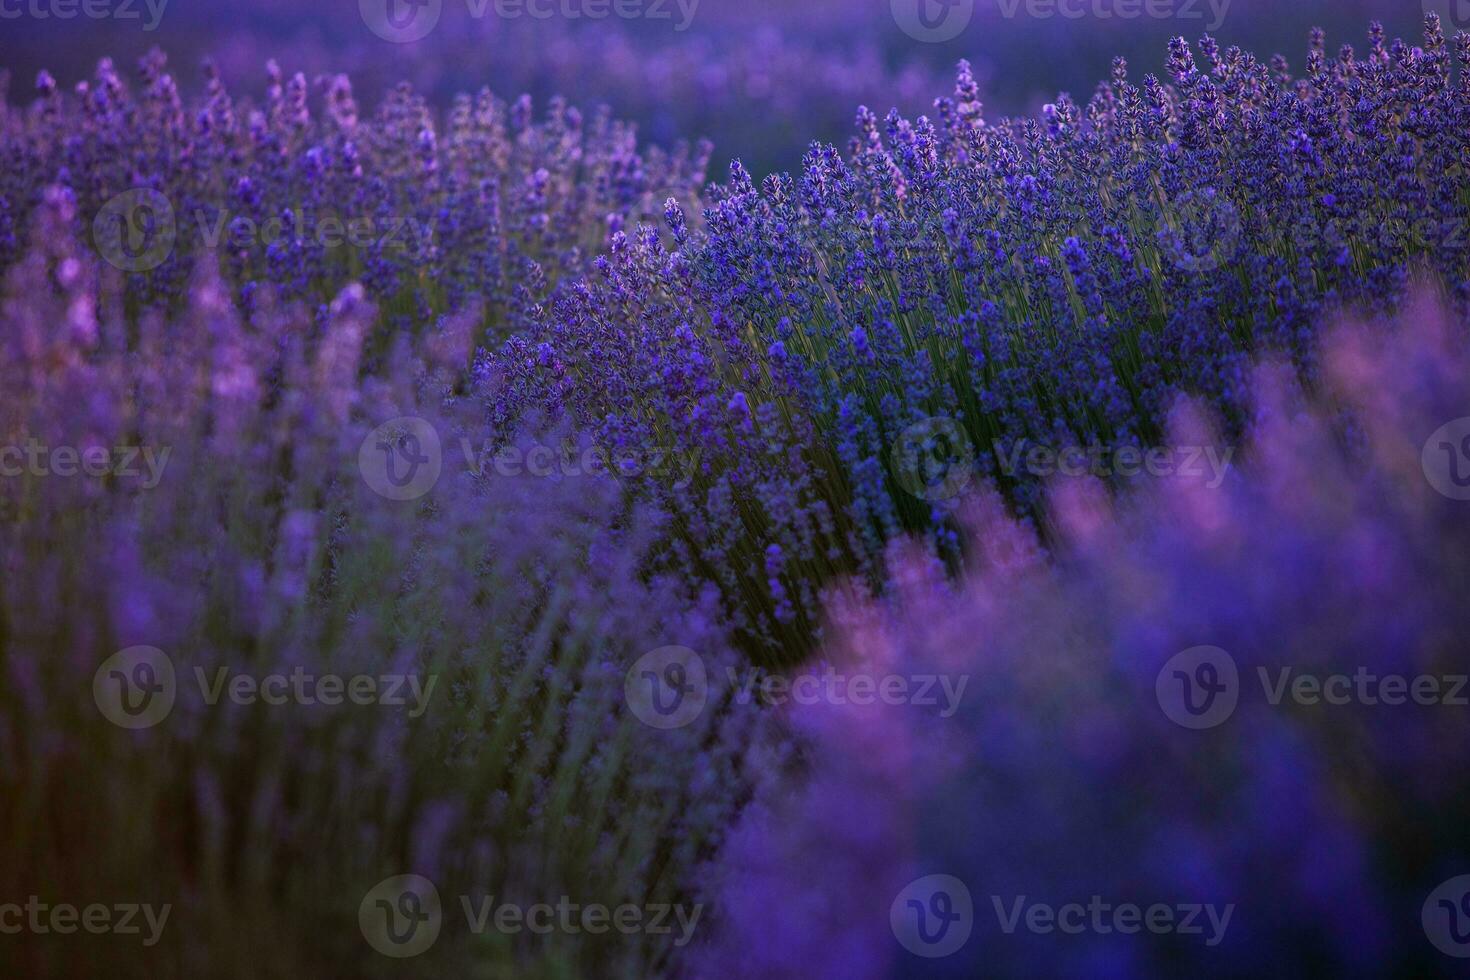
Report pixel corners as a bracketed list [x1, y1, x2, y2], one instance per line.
[1, 51, 711, 343]
[0, 189, 767, 977]
[0, 0, 1423, 175]
[1, 10, 956, 178]
[485, 19, 1470, 660]
[691, 292, 1470, 978]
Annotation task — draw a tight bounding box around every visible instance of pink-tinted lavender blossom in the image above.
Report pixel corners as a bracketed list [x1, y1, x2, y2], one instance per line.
[692, 294, 1470, 977]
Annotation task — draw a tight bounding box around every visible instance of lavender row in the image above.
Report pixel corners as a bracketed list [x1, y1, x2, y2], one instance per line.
[1, 49, 710, 344]
[0, 189, 770, 977]
[481, 19, 1470, 660]
[691, 293, 1470, 978]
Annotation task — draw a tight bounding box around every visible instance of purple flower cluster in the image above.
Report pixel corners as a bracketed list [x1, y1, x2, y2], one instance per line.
[1, 49, 710, 342]
[0, 0, 1422, 178]
[2, 11, 957, 178]
[0, 187, 768, 976]
[691, 293, 1470, 978]
[483, 19, 1470, 659]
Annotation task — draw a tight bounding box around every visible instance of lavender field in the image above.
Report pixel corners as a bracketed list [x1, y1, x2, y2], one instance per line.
[2, 2, 1469, 977]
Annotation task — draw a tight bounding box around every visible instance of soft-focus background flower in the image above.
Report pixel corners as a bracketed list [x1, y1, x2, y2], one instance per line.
[0, 0, 1427, 173]
[691, 293, 1470, 978]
